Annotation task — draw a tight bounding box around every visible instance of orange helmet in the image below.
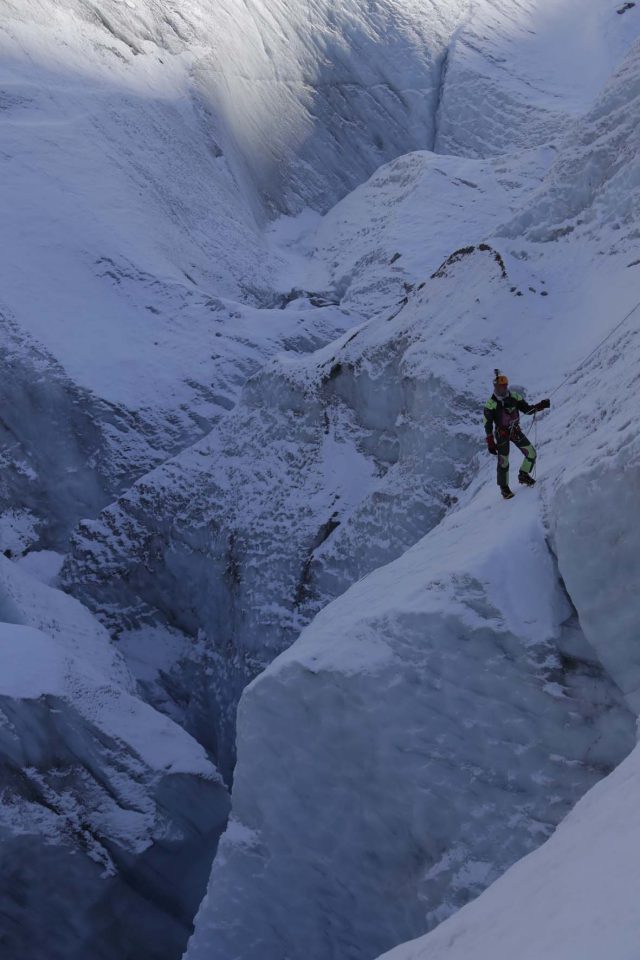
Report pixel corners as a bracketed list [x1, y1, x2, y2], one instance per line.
[493, 371, 509, 396]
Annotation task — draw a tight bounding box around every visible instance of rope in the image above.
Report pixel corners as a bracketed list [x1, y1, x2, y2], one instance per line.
[531, 411, 538, 479]
[548, 293, 640, 399]
[517, 292, 640, 480]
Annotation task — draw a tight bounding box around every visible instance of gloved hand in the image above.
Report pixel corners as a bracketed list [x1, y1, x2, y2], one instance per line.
[486, 435, 497, 455]
[536, 398, 551, 411]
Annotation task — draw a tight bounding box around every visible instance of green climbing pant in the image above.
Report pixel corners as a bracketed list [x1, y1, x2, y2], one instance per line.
[496, 428, 535, 487]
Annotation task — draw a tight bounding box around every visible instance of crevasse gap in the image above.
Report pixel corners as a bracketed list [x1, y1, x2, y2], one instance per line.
[1, 2, 640, 960]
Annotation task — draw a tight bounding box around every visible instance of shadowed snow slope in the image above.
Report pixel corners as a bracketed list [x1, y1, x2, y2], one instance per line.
[0, 0, 363, 548]
[1, 0, 468, 216]
[376, 742, 640, 960]
[0, 557, 229, 960]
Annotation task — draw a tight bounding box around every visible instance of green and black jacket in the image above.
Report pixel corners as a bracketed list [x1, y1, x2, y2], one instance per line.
[484, 391, 535, 439]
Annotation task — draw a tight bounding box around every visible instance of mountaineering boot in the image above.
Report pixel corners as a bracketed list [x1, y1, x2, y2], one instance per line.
[518, 471, 536, 487]
[501, 486, 514, 500]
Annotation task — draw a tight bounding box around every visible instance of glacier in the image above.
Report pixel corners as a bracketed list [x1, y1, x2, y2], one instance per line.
[1, 0, 640, 958]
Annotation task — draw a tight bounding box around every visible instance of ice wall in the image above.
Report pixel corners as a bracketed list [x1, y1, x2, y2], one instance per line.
[552, 450, 640, 712]
[434, 0, 640, 158]
[2, 0, 468, 223]
[0, 294, 352, 552]
[184, 485, 634, 960]
[0, 557, 229, 960]
[500, 34, 640, 242]
[375, 741, 640, 960]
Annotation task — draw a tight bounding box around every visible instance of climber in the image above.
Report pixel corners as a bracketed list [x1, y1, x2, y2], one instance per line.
[484, 370, 550, 500]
